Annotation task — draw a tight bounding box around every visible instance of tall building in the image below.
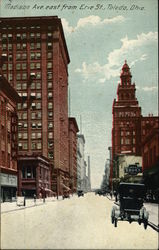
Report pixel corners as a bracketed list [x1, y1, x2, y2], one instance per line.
[0, 16, 70, 197]
[110, 60, 158, 191]
[0, 55, 20, 201]
[112, 60, 142, 158]
[77, 134, 85, 190]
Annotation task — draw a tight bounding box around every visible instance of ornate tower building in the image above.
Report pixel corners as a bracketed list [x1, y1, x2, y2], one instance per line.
[112, 61, 142, 160]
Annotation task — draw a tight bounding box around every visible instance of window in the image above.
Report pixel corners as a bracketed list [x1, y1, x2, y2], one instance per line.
[31, 142, 36, 149]
[30, 53, 35, 60]
[48, 112, 53, 118]
[30, 63, 35, 69]
[125, 138, 130, 145]
[48, 82, 52, 89]
[36, 82, 41, 89]
[31, 133, 36, 139]
[37, 132, 41, 139]
[48, 122, 53, 129]
[22, 83, 27, 90]
[23, 123, 28, 128]
[8, 64, 12, 70]
[47, 42, 52, 49]
[47, 52, 52, 59]
[30, 43, 35, 50]
[32, 123, 36, 128]
[31, 82, 35, 89]
[22, 112, 27, 119]
[23, 133, 28, 139]
[47, 72, 52, 79]
[16, 73, 21, 80]
[22, 53, 27, 60]
[48, 92, 53, 99]
[48, 141, 53, 148]
[36, 63, 41, 69]
[37, 112, 41, 119]
[18, 133, 22, 139]
[36, 52, 41, 59]
[36, 93, 41, 99]
[37, 142, 42, 149]
[36, 72, 41, 79]
[37, 43, 41, 49]
[31, 112, 36, 119]
[37, 102, 41, 109]
[48, 151, 53, 159]
[22, 63, 27, 70]
[16, 63, 21, 70]
[48, 132, 53, 139]
[16, 83, 21, 90]
[22, 73, 27, 80]
[48, 102, 53, 109]
[17, 43, 21, 50]
[36, 33, 41, 38]
[47, 62, 52, 69]
[37, 123, 42, 128]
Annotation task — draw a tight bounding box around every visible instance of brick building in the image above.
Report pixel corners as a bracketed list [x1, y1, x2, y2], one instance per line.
[141, 116, 159, 193]
[0, 16, 71, 197]
[0, 55, 20, 201]
[111, 61, 159, 192]
[69, 117, 79, 193]
[111, 61, 142, 186]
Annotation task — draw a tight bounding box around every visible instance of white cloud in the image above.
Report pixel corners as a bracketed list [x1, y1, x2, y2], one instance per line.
[62, 15, 125, 34]
[142, 86, 158, 91]
[75, 32, 158, 82]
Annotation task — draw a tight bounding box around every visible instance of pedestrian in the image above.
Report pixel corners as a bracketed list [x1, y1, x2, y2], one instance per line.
[34, 194, 36, 205]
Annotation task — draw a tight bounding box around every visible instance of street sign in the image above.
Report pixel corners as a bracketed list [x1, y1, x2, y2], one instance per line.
[125, 165, 142, 175]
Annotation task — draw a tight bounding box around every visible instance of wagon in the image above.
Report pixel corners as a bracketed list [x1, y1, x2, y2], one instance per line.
[111, 183, 149, 229]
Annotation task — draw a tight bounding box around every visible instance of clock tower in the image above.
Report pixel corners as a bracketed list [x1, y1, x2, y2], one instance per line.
[112, 61, 142, 159]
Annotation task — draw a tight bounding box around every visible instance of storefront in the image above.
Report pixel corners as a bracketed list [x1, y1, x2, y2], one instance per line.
[0, 173, 17, 202]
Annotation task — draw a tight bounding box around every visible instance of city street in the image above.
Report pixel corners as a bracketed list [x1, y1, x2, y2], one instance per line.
[1, 193, 158, 249]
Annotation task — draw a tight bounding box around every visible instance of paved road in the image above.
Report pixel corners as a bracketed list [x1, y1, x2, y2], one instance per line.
[1, 193, 158, 249]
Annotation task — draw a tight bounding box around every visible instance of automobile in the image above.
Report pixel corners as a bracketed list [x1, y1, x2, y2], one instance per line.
[77, 190, 84, 197]
[111, 182, 149, 229]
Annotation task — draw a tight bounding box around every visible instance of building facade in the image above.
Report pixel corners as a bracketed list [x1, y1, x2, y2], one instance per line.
[111, 61, 142, 187]
[142, 117, 159, 195]
[0, 69, 20, 201]
[0, 16, 70, 197]
[77, 134, 85, 191]
[69, 117, 79, 193]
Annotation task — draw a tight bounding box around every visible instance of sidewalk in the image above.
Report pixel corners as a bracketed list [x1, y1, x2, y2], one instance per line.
[1, 196, 63, 214]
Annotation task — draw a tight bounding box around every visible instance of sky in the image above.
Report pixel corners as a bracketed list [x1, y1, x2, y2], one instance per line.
[0, 0, 158, 188]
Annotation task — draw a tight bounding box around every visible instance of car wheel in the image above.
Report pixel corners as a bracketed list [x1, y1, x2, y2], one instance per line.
[143, 219, 148, 229]
[114, 218, 117, 227]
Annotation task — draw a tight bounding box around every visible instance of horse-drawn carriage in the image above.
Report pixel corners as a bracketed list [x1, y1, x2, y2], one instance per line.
[111, 183, 149, 229]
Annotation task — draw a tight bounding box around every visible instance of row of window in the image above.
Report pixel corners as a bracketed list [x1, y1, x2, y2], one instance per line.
[2, 42, 53, 51]
[2, 25, 53, 30]
[18, 131, 53, 140]
[18, 122, 53, 129]
[120, 131, 136, 136]
[120, 137, 136, 145]
[2, 32, 53, 39]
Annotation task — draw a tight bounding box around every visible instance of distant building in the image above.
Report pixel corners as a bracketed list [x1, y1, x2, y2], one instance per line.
[0, 58, 20, 201]
[69, 117, 79, 193]
[77, 134, 85, 190]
